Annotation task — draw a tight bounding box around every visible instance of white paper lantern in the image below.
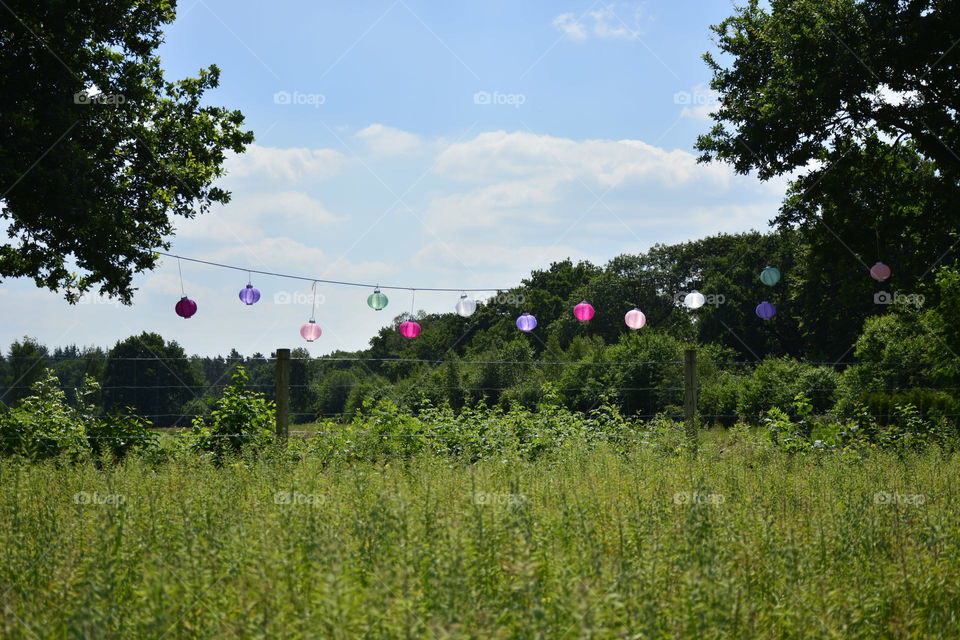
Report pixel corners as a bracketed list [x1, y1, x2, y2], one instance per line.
[684, 290, 706, 310]
[455, 294, 476, 317]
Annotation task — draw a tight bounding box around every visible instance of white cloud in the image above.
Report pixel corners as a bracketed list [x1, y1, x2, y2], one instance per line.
[435, 130, 730, 189]
[177, 191, 343, 243]
[412, 241, 585, 271]
[225, 143, 346, 182]
[552, 13, 587, 41]
[355, 124, 422, 156]
[552, 4, 644, 41]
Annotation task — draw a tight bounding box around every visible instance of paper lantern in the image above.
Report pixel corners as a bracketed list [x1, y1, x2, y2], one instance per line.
[367, 289, 389, 311]
[684, 290, 706, 310]
[760, 266, 781, 286]
[625, 308, 646, 330]
[516, 313, 537, 332]
[573, 300, 595, 322]
[870, 262, 891, 282]
[399, 320, 422, 338]
[175, 296, 197, 319]
[300, 320, 322, 342]
[756, 301, 777, 320]
[239, 284, 260, 305]
[455, 294, 476, 317]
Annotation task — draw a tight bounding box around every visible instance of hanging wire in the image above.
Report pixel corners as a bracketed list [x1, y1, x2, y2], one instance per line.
[177, 258, 185, 296]
[157, 251, 509, 292]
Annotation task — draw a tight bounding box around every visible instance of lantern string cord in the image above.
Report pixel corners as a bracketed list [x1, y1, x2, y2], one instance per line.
[177, 258, 185, 297]
[310, 281, 318, 321]
[156, 251, 510, 292]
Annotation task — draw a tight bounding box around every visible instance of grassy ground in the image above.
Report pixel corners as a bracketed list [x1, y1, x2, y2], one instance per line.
[1, 432, 959, 639]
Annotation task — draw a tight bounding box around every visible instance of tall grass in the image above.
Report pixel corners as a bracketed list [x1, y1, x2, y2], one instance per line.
[1, 435, 958, 638]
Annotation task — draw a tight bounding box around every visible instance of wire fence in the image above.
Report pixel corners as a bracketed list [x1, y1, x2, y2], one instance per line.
[2, 352, 958, 437]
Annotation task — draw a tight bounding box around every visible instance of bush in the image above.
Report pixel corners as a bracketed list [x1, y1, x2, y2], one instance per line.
[737, 358, 838, 422]
[189, 367, 275, 460]
[0, 370, 158, 462]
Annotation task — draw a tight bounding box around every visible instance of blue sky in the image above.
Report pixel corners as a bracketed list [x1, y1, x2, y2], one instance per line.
[2, 0, 787, 357]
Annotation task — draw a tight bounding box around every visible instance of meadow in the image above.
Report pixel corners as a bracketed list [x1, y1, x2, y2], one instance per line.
[1, 430, 959, 639]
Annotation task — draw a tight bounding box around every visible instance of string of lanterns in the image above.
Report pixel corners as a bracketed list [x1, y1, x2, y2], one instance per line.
[166, 252, 892, 342]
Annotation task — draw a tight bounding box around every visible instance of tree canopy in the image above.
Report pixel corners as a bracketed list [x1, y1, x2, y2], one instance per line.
[0, 0, 253, 302]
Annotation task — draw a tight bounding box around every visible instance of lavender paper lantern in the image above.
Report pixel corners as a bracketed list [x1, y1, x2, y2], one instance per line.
[300, 320, 322, 342]
[870, 262, 891, 282]
[624, 308, 647, 330]
[573, 300, 595, 322]
[516, 313, 537, 332]
[367, 289, 389, 311]
[684, 290, 706, 310]
[455, 294, 477, 318]
[760, 266, 781, 286]
[175, 296, 197, 319]
[239, 284, 261, 305]
[755, 301, 777, 320]
[399, 320, 422, 339]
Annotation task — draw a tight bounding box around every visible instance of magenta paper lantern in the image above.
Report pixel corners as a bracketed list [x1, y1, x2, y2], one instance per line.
[624, 308, 647, 330]
[399, 320, 422, 338]
[755, 301, 777, 320]
[516, 313, 537, 332]
[239, 284, 261, 305]
[870, 261, 891, 281]
[175, 296, 197, 319]
[300, 320, 322, 342]
[573, 300, 595, 322]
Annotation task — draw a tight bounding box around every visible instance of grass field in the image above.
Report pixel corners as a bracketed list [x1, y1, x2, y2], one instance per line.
[1, 431, 959, 639]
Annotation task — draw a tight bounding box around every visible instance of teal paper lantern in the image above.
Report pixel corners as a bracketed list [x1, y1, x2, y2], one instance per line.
[760, 266, 781, 287]
[367, 289, 388, 311]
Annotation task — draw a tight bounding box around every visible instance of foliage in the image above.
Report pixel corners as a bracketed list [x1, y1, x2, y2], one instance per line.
[0, 0, 254, 301]
[189, 367, 275, 460]
[0, 369, 157, 461]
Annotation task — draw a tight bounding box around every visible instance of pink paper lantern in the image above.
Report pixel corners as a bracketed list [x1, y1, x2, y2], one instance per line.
[624, 308, 646, 330]
[300, 320, 322, 342]
[399, 320, 422, 338]
[870, 261, 891, 281]
[175, 296, 197, 319]
[573, 300, 595, 322]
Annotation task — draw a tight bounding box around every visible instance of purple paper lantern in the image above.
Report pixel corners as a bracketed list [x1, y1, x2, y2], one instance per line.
[239, 284, 261, 305]
[516, 313, 537, 332]
[755, 301, 777, 320]
[624, 308, 646, 330]
[573, 300, 595, 322]
[300, 320, 322, 342]
[175, 296, 197, 319]
[399, 320, 422, 339]
[870, 261, 891, 282]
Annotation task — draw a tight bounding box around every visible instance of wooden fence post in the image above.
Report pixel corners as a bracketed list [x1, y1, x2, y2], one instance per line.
[275, 348, 290, 440]
[683, 348, 698, 444]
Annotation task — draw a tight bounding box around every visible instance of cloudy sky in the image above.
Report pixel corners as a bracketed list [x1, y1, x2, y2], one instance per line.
[2, 0, 787, 357]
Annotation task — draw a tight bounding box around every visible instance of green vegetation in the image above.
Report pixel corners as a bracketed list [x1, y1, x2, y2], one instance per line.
[2, 435, 959, 639]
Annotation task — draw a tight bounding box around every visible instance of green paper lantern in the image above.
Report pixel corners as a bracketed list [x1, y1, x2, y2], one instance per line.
[760, 266, 781, 287]
[367, 289, 389, 311]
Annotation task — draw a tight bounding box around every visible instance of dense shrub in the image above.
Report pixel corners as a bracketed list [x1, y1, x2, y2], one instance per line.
[0, 369, 158, 462]
[189, 367, 275, 460]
